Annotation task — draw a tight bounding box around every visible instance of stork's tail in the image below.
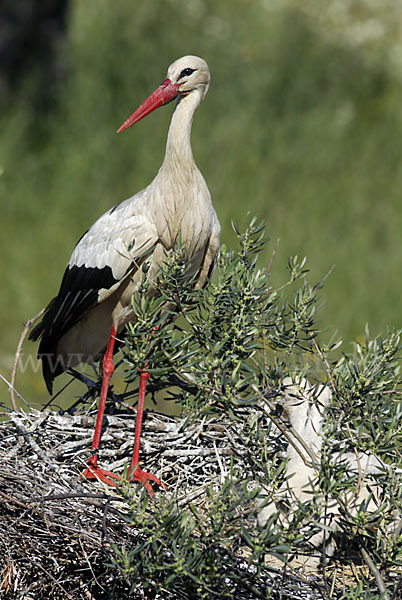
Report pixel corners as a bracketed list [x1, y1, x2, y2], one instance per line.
[29, 302, 65, 394]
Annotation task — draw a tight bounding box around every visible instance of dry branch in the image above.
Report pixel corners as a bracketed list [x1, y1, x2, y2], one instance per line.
[10, 308, 45, 411]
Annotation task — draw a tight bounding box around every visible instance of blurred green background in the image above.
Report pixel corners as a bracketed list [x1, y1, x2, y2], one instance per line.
[1, 0, 401, 408]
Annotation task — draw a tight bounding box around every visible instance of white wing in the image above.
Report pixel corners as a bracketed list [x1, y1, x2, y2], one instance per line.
[69, 191, 158, 280]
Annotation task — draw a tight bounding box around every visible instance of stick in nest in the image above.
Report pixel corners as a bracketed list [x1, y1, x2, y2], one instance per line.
[10, 307, 45, 412]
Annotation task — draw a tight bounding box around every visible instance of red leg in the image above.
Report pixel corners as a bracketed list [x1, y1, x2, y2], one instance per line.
[82, 325, 120, 486]
[127, 370, 166, 495]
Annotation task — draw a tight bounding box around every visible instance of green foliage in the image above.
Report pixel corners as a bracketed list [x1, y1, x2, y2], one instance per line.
[330, 328, 402, 457]
[117, 221, 402, 599]
[124, 218, 324, 415]
[113, 480, 284, 599]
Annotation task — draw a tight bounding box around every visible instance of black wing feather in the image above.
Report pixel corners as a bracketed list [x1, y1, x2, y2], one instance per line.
[29, 264, 119, 393]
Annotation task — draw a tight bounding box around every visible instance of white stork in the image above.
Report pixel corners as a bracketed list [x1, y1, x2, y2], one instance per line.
[29, 55, 221, 493]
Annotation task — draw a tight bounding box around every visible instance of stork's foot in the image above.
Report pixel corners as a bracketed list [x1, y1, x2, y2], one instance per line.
[82, 455, 120, 487]
[128, 464, 167, 496]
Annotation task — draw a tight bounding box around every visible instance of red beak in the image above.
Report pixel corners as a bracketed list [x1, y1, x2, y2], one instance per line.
[117, 78, 181, 133]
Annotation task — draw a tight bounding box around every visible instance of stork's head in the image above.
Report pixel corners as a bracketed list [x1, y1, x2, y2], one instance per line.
[167, 55, 210, 100]
[117, 55, 210, 133]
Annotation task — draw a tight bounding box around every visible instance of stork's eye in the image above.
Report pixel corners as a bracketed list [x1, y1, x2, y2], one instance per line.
[178, 67, 195, 80]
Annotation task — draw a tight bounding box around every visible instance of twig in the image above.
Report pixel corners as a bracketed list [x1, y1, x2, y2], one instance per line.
[33, 492, 127, 503]
[267, 238, 280, 275]
[9, 414, 53, 466]
[0, 374, 27, 409]
[156, 447, 233, 457]
[360, 547, 389, 600]
[10, 307, 45, 411]
[256, 388, 320, 469]
[41, 376, 77, 411]
[32, 492, 130, 522]
[102, 498, 112, 544]
[0, 489, 30, 509]
[35, 560, 75, 600]
[230, 571, 266, 600]
[312, 339, 337, 397]
[78, 539, 104, 599]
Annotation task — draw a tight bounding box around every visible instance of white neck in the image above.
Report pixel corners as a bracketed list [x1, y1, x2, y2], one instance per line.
[160, 88, 203, 176]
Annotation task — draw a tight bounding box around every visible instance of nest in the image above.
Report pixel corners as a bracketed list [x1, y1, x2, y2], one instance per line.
[0, 402, 334, 600]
